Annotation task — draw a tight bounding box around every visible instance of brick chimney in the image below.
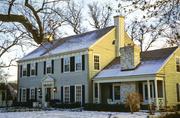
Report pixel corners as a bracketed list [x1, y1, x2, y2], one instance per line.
[120, 44, 141, 70]
[114, 16, 125, 57]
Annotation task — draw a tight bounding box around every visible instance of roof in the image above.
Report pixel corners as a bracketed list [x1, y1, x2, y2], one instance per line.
[95, 46, 178, 79]
[20, 26, 115, 61]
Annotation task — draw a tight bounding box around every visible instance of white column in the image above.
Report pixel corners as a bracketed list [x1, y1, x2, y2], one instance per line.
[147, 80, 151, 104]
[154, 79, 159, 110]
[51, 87, 54, 100]
[97, 83, 100, 103]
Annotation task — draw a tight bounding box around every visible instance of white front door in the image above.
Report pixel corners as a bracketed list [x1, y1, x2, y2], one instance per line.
[143, 82, 154, 103]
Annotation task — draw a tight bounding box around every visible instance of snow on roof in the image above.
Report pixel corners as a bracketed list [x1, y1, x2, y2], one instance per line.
[20, 26, 114, 61]
[95, 46, 178, 79]
[95, 59, 165, 79]
[22, 42, 55, 60]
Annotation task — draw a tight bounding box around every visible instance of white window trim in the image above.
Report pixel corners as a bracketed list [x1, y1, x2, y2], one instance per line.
[112, 83, 121, 101]
[30, 63, 36, 77]
[75, 84, 82, 103]
[46, 60, 52, 74]
[75, 55, 82, 72]
[93, 54, 101, 71]
[30, 88, 35, 100]
[21, 88, 26, 102]
[22, 65, 27, 77]
[63, 85, 70, 103]
[64, 57, 70, 73]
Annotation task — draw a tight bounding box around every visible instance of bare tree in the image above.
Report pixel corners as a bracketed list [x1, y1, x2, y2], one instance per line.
[128, 20, 160, 51]
[117, 0, 180, 47]
[88, 2, 112, 29]
[56, 1, 85, 34]
[0, 0, 65, 44]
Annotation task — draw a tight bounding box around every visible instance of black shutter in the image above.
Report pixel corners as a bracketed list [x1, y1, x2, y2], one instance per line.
[61, 58, 64, 73]
[44, 61, 46, 74]
[27, 64, 31, 76]
[82, 85, 85, 104]
[35, 63, 38, 75]
[20, 65, 22, 78]
[61, 86, 63, 103]
[177, 84, 180, 102]
[35, 88, 37, 101]
[82, 55, 85, 70]
[19, 88, 21, 102]
[52, 60, 54, 74]
[70, 56, 75, 72]
[70, 86, 75, 103]
[109, 85, 113, 100]
[26, 88, 30, 102]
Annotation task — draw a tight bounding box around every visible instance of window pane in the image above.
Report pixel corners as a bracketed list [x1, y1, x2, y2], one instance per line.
[22, 89, 26, 102]
[22, 65, 27, 76]
[76, 86, 82, 103]
[64, 57, 70, 72]
[31, 70, 35, 75]
[31, 89, 35, 100]
[47, 67, 52, 74]
[64, 87, 70, 103]
[114, 86, 120, 100]
[94, 55, 100, 70]
[75, 55, 82, 71]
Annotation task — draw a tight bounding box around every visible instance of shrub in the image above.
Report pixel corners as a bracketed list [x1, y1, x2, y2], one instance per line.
[84, 103, 129, 112]
[49, 99, 61, 107]
[51, 102, 81, 109]
[125, 92, 140, 114]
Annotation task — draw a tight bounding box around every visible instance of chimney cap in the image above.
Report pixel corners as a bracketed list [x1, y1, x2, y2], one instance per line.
[114, 15, 125, 18]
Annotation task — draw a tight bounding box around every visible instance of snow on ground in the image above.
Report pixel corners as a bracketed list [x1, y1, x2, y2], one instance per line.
[0, 110, 150, 118]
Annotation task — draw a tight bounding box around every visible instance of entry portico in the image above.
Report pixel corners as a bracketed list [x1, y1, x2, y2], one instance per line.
[42, 75, 55, 105]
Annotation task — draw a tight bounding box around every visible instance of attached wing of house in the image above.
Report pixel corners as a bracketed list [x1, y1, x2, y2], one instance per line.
[95, 46, 178, 79]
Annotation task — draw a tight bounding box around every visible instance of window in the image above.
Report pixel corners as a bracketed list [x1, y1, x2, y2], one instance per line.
[31, 63, 35, 76]
[46, 60, 52, 74]
[94, 55, 100, 70]
[64, 57, 70, 72]
[64, 86, 70, 103]
[30, 88, 35, 100]
[22, 88, 26, 102]
[75, 85, 82, 103]
[75, 55, 82, 71]
[176, 58, 180, 72]
[114, 86, 120, 100]
[22, 65, 27, 76]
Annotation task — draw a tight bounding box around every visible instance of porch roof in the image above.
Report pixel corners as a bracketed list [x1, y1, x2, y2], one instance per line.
[94, 46, 178, 80]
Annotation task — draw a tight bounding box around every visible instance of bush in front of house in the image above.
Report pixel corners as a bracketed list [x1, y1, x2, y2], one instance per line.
[125, 92, 141, 114]
[13, 99, 37, 108]
[84, 103, 129, 112]
[50, 102, 82, 109]
[159, 112, 180, 118]
[49, 99, 61, 107]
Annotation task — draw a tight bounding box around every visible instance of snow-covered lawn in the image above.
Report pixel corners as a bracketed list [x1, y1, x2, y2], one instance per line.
[0, 110, 152, 118]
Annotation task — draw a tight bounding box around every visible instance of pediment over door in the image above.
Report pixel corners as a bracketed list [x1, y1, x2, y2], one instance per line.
[42, 75, 55, 87]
